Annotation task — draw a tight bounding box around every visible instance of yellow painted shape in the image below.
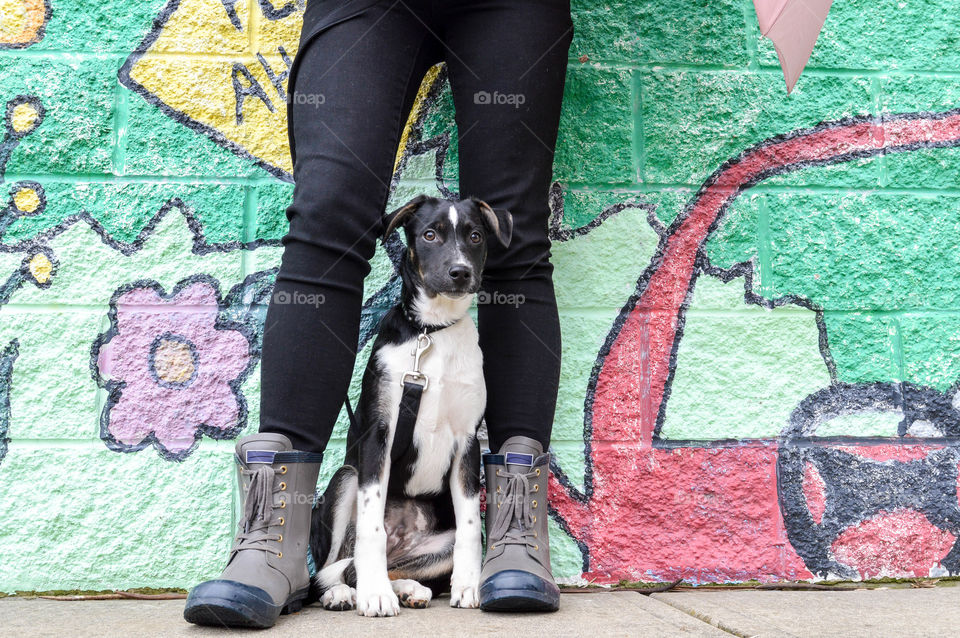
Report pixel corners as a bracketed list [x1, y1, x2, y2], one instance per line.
[152, 339, 197, 384]
[394, 63, 444, 174]
[128, 0, 446, 178]
[149, 0, 249, 54]
[0, 0, 46, 46]
[12, 186, 40, 213]
[27, 252, 52, 284]
[10, 101, 39, 134]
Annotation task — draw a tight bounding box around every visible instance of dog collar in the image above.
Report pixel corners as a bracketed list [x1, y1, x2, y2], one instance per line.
[400, 304, 452, 334]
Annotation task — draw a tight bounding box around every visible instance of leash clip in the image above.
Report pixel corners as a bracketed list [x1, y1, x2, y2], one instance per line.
[401, 332, 432, 390]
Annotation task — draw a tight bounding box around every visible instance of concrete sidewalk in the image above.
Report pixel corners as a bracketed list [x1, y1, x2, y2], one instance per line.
[3, 586, 958, 637]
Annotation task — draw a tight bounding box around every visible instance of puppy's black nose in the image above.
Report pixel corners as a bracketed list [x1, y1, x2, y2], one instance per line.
[448, 265, 471, 282]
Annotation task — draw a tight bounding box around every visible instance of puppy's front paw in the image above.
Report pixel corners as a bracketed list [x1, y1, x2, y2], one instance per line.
[321, 584, 356, 611]
[449, 581, 480, 609]
[391, 579, 432, 608]
[356, 581, 400, 617]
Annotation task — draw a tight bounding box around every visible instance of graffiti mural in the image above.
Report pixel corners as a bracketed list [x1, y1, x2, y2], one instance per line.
[4, 0, 960, 592]
[548, 109, 960, 583]
[120, 0, 306, 179]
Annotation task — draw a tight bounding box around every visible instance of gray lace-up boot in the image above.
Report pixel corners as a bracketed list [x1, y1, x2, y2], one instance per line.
[184, 433, 322, 628]
[479, 436, 560, 612]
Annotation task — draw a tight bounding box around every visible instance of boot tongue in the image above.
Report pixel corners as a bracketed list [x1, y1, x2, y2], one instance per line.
[236, 433, 292, 466]
[498, 436, 543, 474]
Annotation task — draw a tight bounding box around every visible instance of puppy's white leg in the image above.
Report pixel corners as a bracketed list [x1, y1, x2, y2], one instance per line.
[449, 436, 482, 609]
[354, 480, 399, 616]
[391, 579, 432, 608]
[354, 422, 400, 617]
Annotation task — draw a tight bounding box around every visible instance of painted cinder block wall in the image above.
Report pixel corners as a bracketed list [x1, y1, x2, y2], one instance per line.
[4, 0, 960, 591]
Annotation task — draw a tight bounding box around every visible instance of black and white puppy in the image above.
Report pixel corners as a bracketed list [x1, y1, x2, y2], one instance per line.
[307, 195, 512, 616]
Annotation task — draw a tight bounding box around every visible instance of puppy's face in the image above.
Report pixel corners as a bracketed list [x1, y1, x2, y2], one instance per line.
[384, 196, 513, 298]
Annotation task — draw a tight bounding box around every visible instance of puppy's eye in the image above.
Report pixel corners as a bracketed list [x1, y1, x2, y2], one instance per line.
[423, 229, 437, 241]
[470, 231, 483, 244]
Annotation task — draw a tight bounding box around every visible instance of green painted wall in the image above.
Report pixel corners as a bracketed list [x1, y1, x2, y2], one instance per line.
[4, 0, 960, 591]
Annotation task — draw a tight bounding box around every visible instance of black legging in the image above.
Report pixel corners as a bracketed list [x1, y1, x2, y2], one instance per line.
[259, 0, 572, 453]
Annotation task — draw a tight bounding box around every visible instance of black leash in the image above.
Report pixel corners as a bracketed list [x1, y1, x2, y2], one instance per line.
[344, 329, 436, 464]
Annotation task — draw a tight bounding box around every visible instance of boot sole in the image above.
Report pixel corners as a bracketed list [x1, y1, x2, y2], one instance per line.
[480, 590, 560, 612]
[479, 570, 560, 613]
[183, 580, 308, 628]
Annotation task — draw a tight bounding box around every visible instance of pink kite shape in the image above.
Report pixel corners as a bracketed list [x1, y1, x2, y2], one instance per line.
[754, 0, 833, 92]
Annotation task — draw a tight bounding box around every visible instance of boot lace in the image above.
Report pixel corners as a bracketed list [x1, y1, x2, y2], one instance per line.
[232, 465, 282, 557]
[489, 468, 540, 550]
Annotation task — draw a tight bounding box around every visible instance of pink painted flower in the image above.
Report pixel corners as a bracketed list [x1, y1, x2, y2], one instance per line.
[95, 277, 253, 460]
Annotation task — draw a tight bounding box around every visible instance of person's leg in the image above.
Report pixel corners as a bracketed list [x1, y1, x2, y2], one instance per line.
[440, 0, 573, 612]
[441, 1, 571, 452]
[185, 2, 441, 628]
[259, 1, 440, 453]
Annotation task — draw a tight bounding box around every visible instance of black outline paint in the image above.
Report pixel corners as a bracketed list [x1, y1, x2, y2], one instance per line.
[0, 339, 19, 467]
[0, 197, 280, 255]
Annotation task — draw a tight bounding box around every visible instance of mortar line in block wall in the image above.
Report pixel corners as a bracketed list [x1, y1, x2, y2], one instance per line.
[741, 0, 760, 71]
[0, 304, 109, 313]
[240, 185, 259, 278]
[5, 303, 960, 316]
[635, 183, 960, 198]
[5, 47, 960, 81]
[109, 78, 130, 177]
[574, 59, 960, 82]
[0, 304, 234, 313]
[0, 172, 282, 186]
[889, 315, 906, 383]
[870, 76, 891, 188]
[248, 0, 261, 55]
[10, 439, 114, 448]
[756, 195, 773, 299]
[631, 72, 646, 184]
[92, 312, 110, 442]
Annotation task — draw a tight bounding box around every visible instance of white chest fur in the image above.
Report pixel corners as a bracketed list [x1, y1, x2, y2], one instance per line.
[375, 316, 486, 496]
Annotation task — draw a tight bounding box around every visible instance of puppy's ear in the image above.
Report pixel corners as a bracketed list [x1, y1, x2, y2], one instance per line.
[472, 198, 513, 248]
[382, 194, 430, 243]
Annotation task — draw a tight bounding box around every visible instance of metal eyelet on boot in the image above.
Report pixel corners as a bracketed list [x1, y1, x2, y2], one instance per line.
[535, 469, 541, 476]
[277, 552, 282, 559]
[279, 465, 287, 475]
[279, 482, 286, 491]
[279, 517, 284, 526]
[533, 484, 539, 491]
[279, 500, 286, 509]
[277, 534, 283, 542]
